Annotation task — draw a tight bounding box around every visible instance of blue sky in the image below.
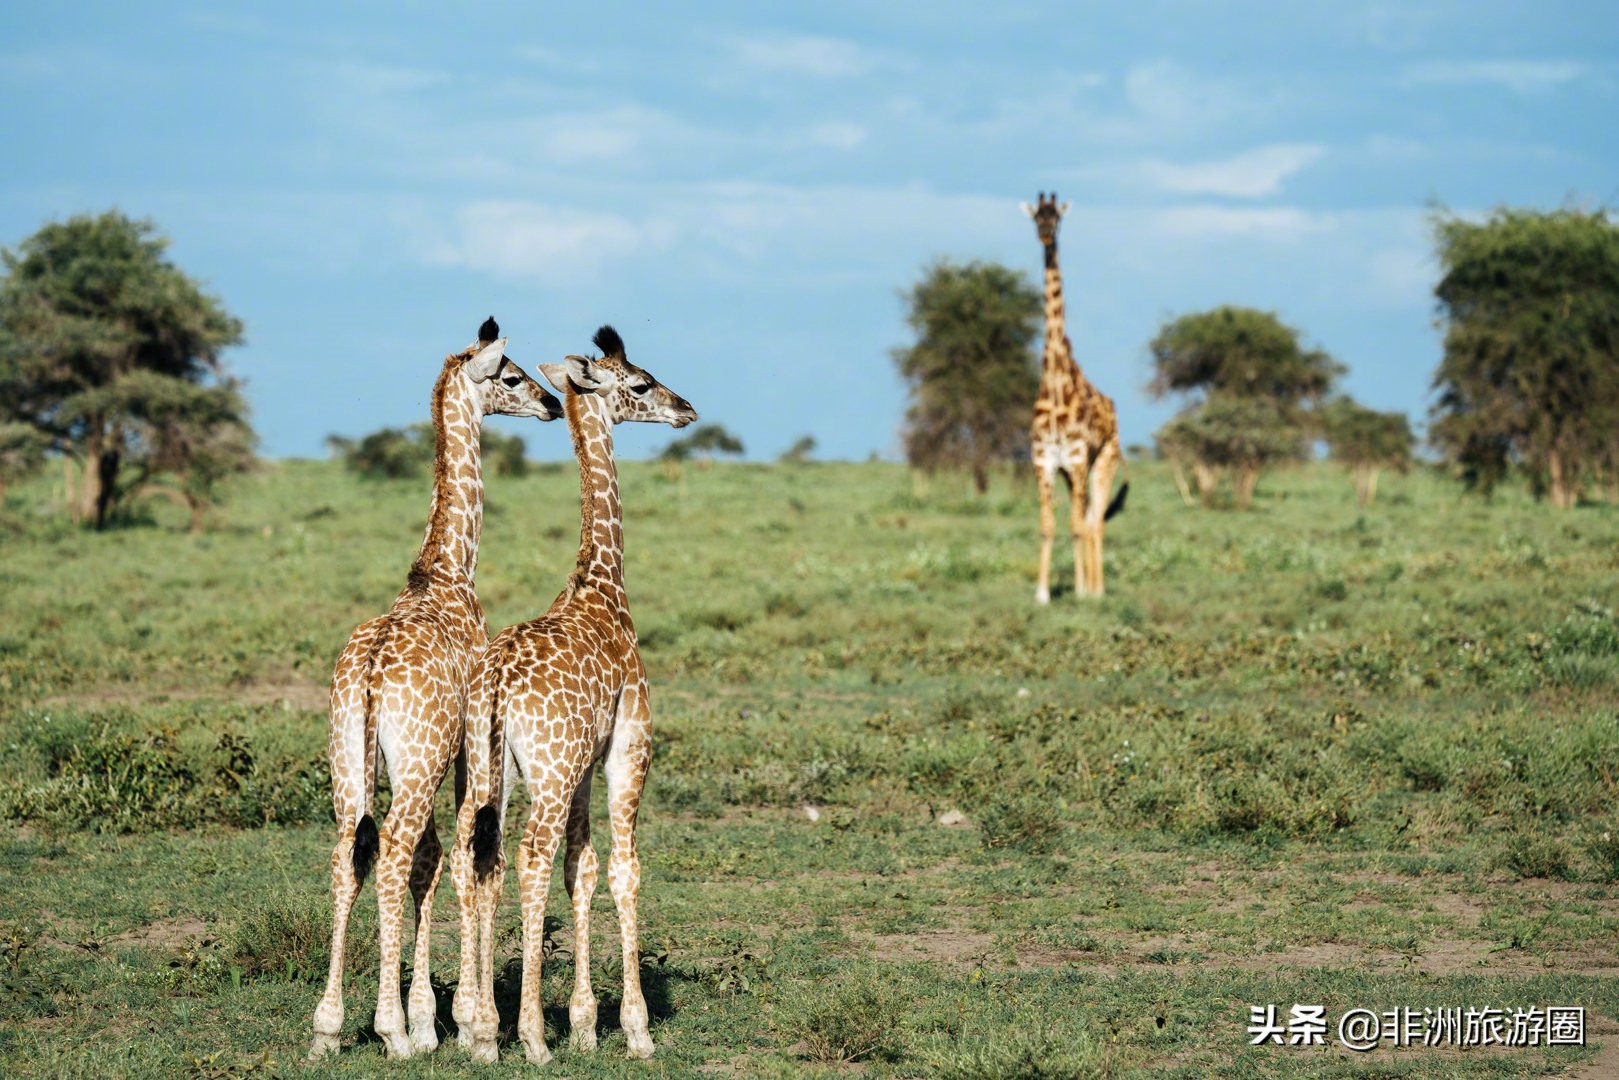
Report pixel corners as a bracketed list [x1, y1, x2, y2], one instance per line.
[2, 2, 1614, 462]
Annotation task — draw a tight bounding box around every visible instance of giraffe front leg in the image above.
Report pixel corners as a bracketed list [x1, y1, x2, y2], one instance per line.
[1065, 467, 1092, 599]
[565, 775, 600, 1051]
[1086, 446, 1120, 597]
[1035, 464, 1057, 605]
[516, 809, 564, 1065]
[605, 709, 654, 1060]
[406, 817, 444, 1054]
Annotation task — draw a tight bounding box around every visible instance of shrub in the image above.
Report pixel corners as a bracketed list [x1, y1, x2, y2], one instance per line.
[779, 967, 906, 1063]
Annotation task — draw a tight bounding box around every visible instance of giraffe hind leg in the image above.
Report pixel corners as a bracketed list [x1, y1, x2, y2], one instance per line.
[605, 691, 655, 1059]
[565, 772, 600, 1051]
[1034, 463, 1057, 604]
[406, 815, 445, 1054]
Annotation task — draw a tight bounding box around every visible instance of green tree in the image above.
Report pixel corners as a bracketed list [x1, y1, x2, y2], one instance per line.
[1429, 206, 1619, 507]
[0, 211, 249, 527]
[893, 259, 1041, 494]
[1155, 398, 1303, 509]
[0, 421, 49, 504]
[780, 435, 817, 464]
[661, 423, 745, 471]
[480, 428, 529, 478]
[1149, 306, 1341, 508]
[326, 423, 434, 480]
[1320, 398, 1414, 507]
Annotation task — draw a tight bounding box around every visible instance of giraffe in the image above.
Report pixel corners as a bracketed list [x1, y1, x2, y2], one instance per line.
[448, 325, 696, 1064]
[1022, 192, 1128, 602]
[309, 318, 563, 1060]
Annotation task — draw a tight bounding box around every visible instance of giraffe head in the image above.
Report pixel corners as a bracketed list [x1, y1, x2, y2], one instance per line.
[1020, 192, 1072, 246]
[456, 316, 563, 421]
[540, 326, 698, 428]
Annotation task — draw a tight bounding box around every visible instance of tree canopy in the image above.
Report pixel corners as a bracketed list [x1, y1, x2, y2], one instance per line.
[1149, 306, 1339, 509]
[1429, 206, 1619, 507]
[0, 211, 250, 527]
[893, 259, 1041, 494]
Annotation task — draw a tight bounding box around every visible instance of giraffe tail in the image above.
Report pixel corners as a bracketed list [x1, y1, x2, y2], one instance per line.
[352, 623, 392, 886]
[1104, 481, 1129, 521]
[470, 644, 509, 882]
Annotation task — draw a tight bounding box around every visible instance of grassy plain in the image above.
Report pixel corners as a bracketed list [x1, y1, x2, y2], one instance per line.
[1, 456, 1616, 1078]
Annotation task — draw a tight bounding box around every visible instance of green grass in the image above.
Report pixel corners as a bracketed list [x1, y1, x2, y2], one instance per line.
[0, 458, 1616, 1076]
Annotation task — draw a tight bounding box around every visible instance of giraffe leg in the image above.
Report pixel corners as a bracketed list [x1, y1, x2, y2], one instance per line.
[605, 691, 654, 1060]
[405, 815, 444, 1053]
[469, 748, 520, 1055]
[565, 772, 600, 1051]
[1034, 463, 1057, 604]
[310, 815, 362, 1058]
[516, 805, 564, 1065]
[1063, 465, 1091, 600]
[372, 794, 433, 1058]
[449, 789, 487, 1057]
[1086, 445, 1120, 597]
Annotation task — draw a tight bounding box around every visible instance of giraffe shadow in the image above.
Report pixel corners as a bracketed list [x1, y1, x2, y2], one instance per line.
[482, 955, 686, 1048]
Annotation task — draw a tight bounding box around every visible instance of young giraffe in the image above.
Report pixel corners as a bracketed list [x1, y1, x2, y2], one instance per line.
[449, 326, 695, 1064]
[309, 318, 562, 1060]
[1022, 192, 1128, 602]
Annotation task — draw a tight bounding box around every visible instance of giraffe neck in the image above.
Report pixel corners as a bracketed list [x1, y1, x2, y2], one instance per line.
[407, 363, 483, 593]
[1042, 241, 1077, 380]
[564, 389, 628, 614]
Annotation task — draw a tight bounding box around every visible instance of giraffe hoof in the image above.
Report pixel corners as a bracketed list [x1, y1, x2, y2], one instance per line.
[520, 1035, 553, 1065]
[1034, 588, 1051, 605]
[569, 1026, 598, 1052]
[625, 1032, 655, 1060]
[462, 1037, 499, 1063]
[308, 1033, 341, 1059]
[381, 1031, 416, 1059]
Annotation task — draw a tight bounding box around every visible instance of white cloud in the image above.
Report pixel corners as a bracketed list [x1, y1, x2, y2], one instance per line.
[1403, 59, 1586, 93]
[1140, 144, 1326, 198]
[804, 122, 868, 150]
[725, 33, 877, 78]
[418, 202, 670, 282]
[1151, 205, 1326, 242]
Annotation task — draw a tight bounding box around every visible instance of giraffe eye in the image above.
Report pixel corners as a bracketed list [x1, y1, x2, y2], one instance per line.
[501, 373, 523, 388]
[629, 382, 652, 395]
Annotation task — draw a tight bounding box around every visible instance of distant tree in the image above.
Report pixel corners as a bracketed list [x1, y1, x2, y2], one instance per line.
[1321, 398, 1414, 507]
[1155, 398, 1304, 509]
[1149, 306, 1340, 509]
[1429, 206, 1619, 507]
[480, 428, 529, 478]
[780, 435, 817, 464]
[113, 370, 255, 532]
[663, 422, 744, 464]
[0, 211, 248, 527]
[327, 423, 433, 480]
[893, 259, 1041, 494]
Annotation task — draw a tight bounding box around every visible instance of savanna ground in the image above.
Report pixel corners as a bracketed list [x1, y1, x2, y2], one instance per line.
[1, 456, 1617, 1079]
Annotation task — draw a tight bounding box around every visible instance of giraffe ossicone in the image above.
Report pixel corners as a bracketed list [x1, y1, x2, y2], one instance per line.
[449, 325, 696, 1065]
[309, 319, 561, 1061]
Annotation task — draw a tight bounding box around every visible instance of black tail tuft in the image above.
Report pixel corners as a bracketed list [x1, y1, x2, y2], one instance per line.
[478, 315, 500, 343]
[352, 813, 379, 885]
[1104, 481, 1129, 521]
[471, 805, 501, 881]
[592, 324, 624, 357]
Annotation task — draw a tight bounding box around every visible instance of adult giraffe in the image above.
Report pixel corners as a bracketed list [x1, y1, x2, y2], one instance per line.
[1023, 192, 1127, 601]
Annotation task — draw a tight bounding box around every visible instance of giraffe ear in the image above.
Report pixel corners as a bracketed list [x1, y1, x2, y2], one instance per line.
[465, 338, 508, 382]
[1059, 201, 1072, 215]
[564, 353, 614, 392]
[1020, 202, 1036, 218]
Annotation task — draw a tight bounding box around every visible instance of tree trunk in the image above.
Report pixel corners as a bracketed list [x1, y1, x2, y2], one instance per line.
[1169, 460, 1196, 508]
[1193, 461, 1220, 508]
[93, 446, 121, 528]
[1546, 449, 1577, 509]
[1233, 465, 1259, 509]
[77, 428, 104, 525]
[972, 461, 988, 496]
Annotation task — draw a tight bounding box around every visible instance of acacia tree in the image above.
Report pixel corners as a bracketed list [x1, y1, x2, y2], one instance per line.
[1430, 207, 1619, 507]
[1320, 398, 1414, 507]
[0, 211, 249, 527]
[1149, 306, 1341, 508]
[893, 259, 1041, 494]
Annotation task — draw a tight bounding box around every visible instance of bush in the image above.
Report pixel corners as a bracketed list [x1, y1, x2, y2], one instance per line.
[779, 967, 906, 1063]
[226, 892, 376, 983]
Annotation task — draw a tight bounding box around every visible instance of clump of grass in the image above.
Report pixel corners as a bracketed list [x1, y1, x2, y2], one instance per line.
[225, 893, 375, 983]
[977, 793, 1066, 854]
[1497, 833, 1574, 881]
[1585, 828, 1619, 882]
[779, 967, 906, 1063]
[919, 1026, 1111, 1079]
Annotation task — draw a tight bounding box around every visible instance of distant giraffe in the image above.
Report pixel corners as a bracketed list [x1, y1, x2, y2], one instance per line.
[309, 319, 562, 1060]
[1022, 192, 1127, 601]
[449, 326, 696, 1064]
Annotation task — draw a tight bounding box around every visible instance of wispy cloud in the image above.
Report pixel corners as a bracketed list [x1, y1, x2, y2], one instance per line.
[1140, 143, 1326, 198]
[724, 33, 878, 78]
[1151, 205, 1327, 241]
[1403, 59, 1586, 93]
[418, 201, 671, 282]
